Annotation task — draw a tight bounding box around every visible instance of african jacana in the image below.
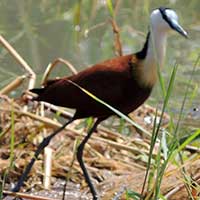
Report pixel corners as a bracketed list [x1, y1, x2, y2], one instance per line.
[12, 7, 187, 200]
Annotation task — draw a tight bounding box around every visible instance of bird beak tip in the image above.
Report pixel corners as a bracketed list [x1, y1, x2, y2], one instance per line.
[177, 28, 188, 39]
[173, 21, 188, 39]
[182, 30, 189, 39]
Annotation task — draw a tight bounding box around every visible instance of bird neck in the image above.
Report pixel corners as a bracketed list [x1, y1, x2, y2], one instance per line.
[136, 30, 168, 87]
[147, 29, 167, 68]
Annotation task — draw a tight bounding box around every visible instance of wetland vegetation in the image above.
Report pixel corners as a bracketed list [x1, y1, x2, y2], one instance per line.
[0, 1, 199, 199]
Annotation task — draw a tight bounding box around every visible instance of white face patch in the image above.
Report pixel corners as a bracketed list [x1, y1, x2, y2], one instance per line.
[150, 9, 171, 32]
[165, 9, 178, 22]
[160, 8, 188, 37]
[150, 8, 180, 33]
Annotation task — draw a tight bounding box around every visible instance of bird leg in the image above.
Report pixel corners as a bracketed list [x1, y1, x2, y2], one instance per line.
[77, 118, 102, 200]
[11, 117, 74, 193]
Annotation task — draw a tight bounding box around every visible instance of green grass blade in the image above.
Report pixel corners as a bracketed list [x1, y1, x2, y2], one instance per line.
[176, 129, 200, 153]
[140, 107, 158, 197]
[153, 55, 200, 199]
[10, 101, 15, 168]
[174, 55, 200, 135]
[155, 64, 178, 198]
[106, 0, 114, 17]
[161, 129, 168, 160]
[126, 189, 142, 200]
[73, 0, 81, 26]
[0, 102, 15, 198]
[157, 66, 166, 97]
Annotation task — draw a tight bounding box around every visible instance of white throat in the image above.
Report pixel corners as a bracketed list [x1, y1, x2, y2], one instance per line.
[140, 29, 168, 87]
[148, 28, 167, 68]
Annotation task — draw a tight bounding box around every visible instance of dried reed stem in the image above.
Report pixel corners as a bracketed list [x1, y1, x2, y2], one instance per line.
[0, 35, 36, 90]
[0, 75, 26, 95]
[41, 58, 77, 85]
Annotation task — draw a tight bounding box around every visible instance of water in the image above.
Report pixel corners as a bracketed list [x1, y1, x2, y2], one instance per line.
[0, 1, 199, 130]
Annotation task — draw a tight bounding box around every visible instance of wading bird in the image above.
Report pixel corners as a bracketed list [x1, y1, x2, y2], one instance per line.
[12, 7, 187, 200]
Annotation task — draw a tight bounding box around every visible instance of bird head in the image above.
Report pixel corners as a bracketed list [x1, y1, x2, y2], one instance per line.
[150, 7, 188, 38]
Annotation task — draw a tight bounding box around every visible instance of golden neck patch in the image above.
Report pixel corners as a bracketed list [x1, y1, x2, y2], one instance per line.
[130, 56, 157, 88]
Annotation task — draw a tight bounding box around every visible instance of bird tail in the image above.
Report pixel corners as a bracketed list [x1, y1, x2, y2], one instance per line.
[30, 88, 45, 95]
[29, 88, 45, 101]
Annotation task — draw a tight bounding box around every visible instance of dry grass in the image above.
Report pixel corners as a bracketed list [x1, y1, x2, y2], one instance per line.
[0, 94, 199, 200]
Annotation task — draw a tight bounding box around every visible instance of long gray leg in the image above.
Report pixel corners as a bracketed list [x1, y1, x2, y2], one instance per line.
[12, 118, 74, 193]
[77, 118, 103, 200]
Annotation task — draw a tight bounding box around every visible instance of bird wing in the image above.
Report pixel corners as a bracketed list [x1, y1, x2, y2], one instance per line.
[32, 54, 138, 117]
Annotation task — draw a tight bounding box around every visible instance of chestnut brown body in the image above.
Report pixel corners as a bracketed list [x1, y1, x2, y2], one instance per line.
[32, 54, 152, 119]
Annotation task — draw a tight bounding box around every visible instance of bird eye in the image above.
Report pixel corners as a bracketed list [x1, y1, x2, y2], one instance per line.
[193, 107, 199, 112]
